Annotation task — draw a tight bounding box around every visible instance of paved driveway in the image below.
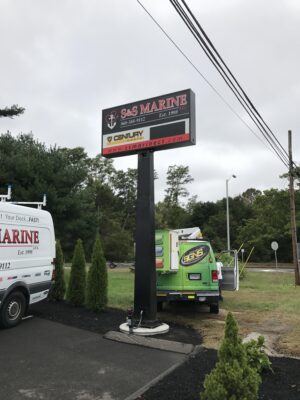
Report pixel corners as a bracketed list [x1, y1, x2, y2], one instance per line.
[0, 318, 186, 400]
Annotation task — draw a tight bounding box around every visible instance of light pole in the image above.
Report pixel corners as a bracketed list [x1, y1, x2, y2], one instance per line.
[226, 174, 236, 252]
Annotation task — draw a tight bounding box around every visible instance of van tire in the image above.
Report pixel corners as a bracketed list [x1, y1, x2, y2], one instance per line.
[0, 291, 26, 329]
[209, 302, 219, 314]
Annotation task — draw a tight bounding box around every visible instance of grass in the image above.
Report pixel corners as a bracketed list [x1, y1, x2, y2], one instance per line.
[224, 271, 300, 313]
[62, 265, 300, 356]
[64, 265, 134, 309]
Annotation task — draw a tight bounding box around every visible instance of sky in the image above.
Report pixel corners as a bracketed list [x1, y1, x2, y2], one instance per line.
[1, 0, 299, 203]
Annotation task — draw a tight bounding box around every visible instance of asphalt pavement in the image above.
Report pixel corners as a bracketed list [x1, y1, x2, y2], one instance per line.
[0, 318, 187, 400]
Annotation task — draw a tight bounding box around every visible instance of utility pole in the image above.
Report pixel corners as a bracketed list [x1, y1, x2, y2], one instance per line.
[288, 130, 300, 286]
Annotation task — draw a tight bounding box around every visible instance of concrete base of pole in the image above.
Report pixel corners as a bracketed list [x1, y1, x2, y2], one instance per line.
[119, 322, 169, 336]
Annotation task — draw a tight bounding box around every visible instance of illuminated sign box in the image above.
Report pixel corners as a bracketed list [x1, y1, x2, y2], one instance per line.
[102, 89, 195, 158]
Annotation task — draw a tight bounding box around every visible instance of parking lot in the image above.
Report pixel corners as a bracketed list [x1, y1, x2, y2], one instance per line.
[0, 318, 187, 400]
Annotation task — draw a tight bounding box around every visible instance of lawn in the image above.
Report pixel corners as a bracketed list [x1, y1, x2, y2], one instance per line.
[63, 266, 300, 355]
[64, 266, 134, 309]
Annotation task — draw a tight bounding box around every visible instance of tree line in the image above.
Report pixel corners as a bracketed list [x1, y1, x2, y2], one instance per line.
[0, 132, 299, 262]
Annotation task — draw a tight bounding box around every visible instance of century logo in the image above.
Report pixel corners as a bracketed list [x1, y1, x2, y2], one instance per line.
[107, 130, 144, 144]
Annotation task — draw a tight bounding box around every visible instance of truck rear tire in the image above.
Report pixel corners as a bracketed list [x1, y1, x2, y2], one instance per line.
[209, 302, 219, 314]
[0, 291, 26, 329]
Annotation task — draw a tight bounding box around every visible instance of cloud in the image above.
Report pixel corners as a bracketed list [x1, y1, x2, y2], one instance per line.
[0, 0, 298, 203]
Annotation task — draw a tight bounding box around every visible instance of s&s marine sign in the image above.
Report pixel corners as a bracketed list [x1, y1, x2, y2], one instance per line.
[101, 89, 195, 158]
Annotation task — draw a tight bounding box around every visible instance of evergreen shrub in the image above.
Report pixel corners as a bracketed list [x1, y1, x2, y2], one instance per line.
[66, 239, 86, 306]
[86, 234, 108, 311]
[200, 312, 261, 400]
[49, 240, 66, 301]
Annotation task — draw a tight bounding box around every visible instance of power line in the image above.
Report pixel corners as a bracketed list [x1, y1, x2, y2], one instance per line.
[171, 0, 289, 167]
[136, 0, 290, 168]
[180, 0, 290, 163]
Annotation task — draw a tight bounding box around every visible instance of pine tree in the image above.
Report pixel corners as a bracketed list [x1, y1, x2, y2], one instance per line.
[200, 312, 261, 400]
[86, 234, 107, 311]
[66, 239, 86, 306]
[0, 105, 25, 118]
[49, 240, 66, 301]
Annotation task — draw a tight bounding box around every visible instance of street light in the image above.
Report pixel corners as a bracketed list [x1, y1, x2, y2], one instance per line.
[226, 174, 237, 252]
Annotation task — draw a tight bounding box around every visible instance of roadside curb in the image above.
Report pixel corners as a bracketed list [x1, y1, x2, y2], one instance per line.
[104, 330, 198, 355]
[120, 341, 204, 400]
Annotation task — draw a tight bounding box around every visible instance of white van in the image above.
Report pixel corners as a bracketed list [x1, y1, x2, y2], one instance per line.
[0, 202, 55, 328]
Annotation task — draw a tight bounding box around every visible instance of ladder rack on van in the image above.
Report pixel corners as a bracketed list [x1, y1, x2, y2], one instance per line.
[0, 185, 46, 209]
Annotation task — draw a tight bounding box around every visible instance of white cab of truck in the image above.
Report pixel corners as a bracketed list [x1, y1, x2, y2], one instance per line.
[0, 202, 55, 328]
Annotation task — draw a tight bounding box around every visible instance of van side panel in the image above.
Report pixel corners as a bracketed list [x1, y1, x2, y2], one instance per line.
[0, 204, 55, 307]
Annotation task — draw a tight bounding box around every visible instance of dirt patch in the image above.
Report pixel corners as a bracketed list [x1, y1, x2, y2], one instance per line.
[157, 303, 300, 358]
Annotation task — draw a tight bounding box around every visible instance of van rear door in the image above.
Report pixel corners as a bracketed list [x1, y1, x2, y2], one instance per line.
[220, 250, 239, 291]
[180, 241, 212, 291]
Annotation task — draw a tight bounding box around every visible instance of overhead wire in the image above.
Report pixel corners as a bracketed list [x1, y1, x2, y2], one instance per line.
[170, 0, 289, 168]
[180, 0, 290, 164]
[136, 0, 291, 169]
[136, 0, 272, 155]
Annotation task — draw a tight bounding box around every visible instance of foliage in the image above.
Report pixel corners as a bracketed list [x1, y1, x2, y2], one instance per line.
[236, 189, 294, 262]
[0, 132, 298, 263]
[216, 252, 233, 265]
[200, 312, 261, 400]
[0, 105, 25, 118]
[0, 133, 97, 259]
[244, 336, 272, 373]
[86, 235, 108, 311]
[165, 165, 193, 206]
[66, 239, 86, 306]
[49, 240, 66, 301]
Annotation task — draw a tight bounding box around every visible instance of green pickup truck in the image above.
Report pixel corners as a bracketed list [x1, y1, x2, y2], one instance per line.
[156, 228, 239, 314]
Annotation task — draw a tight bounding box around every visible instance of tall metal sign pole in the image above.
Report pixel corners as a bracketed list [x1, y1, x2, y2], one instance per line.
[288, 130, 300, 286]
[134, 151, 156, 323]
[102, 89, 196, 327]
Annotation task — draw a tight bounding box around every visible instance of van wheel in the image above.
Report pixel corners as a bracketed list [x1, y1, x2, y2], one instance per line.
[209, 303, 219, 314]
[0, 291, 26, 328]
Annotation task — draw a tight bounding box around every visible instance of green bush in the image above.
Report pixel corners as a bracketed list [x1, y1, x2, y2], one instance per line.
[200, 312, 261, 400]
[217, 252, 234, 266]
[66, 239, 86, 306]
[244, 336, 272, 373]
[49, 240, 66, 301]
[86, 234, 108, 311]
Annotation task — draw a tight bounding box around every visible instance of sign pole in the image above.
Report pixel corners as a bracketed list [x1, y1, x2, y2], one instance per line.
[134, 150, 157, 325]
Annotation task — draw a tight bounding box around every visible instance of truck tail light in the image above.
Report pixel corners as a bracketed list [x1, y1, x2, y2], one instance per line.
[156, 259, 164, 268]
[211, 270, 218, 282]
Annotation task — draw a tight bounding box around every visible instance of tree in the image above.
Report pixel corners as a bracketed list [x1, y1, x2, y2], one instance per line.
[66, 239, 86, 306]
[0, 133, 98, 259]
[201, 312, 260, 400]
[237, 189, 293, 261]
[0, 105, 25, 118]
[112, 168, 137, 231]
[49, 240, 66, 301]
[165, 165, 193, 206]
[241, 188, 262, 206]
[86, 235, 108, 310]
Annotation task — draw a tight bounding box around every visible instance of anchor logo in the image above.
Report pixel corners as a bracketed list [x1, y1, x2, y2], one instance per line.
[105, 111, 118, 130]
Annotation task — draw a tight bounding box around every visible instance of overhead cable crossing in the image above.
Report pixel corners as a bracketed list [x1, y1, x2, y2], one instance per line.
[137, 0, 293, 169]
[170, 0, 289, 168]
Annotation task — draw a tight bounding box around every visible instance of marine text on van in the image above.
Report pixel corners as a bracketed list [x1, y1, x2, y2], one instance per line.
[0, 228, 39, 244]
